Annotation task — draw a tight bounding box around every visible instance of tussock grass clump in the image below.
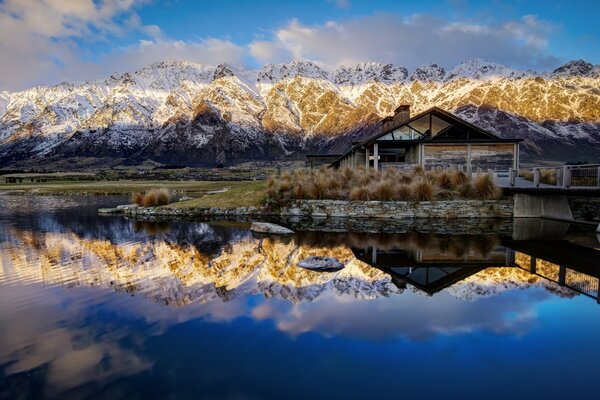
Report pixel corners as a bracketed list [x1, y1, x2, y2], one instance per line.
[473, 174, 502, 199]
[370, 181, 395, 201]
[265, 166, 503, 206]
[540, 169, 557, 185]
[349, 185, 370, 201]
[132, 188, 172, 207]
[411, 179, 434, 201]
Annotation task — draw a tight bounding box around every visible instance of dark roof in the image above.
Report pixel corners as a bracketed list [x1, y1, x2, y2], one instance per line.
[362, 106, 501, 146]
[331, 106, 522, 166]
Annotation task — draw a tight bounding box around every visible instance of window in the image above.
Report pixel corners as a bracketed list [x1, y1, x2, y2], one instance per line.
[431, 115, 452, 136]
[378, 125, 424, 141]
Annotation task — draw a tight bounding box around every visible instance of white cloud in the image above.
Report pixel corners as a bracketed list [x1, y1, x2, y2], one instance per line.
[247, 13, 561, 71]
[0, 0, 153, 90]
[103, 38, 245, 73]
[0, 3, 563, 91]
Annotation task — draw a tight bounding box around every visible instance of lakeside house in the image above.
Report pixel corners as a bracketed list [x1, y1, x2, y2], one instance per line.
[331, 105, 522, 174]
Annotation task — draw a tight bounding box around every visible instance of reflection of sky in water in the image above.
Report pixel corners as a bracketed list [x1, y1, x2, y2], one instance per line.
[0, 196, 599, 399]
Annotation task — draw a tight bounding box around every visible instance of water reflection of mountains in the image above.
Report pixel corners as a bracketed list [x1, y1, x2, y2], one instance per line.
[2, 210, 598, 305]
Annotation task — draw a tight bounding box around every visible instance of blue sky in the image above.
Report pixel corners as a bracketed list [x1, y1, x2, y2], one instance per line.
[0, 0, 598, 90]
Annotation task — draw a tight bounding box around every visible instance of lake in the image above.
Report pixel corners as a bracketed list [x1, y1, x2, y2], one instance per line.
[0, 195, 599, 399]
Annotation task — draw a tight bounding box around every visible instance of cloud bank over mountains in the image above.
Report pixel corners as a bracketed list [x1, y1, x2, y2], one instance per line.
[0, 0, 568, 90]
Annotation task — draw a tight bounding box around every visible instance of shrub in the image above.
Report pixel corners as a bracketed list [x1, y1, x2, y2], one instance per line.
[349, 185, 370, 201]
[265, 165, 503, 204]
[395, 184, 412, 201]
[134, 188, 172, 207]
[473, 174, 502, 199]
[132, 192, 143, 205]
[411, 179, 434, 201]
[436, 170, 454, 190]
[370, 180, 395, 201]
[279, 180, 292, 193]
[450, 169, 468, 187]
[540, 169, 557, 185]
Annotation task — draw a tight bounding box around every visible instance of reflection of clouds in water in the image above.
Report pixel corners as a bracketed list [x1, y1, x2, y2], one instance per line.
[245, 288, 547, 341]
[0, 271, 555, 397]
[0, 285, 151, 396]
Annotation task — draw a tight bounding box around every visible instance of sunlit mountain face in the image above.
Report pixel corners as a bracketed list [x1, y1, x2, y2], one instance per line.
[0, 59, 599, 168]
[1, 195, 600, 399]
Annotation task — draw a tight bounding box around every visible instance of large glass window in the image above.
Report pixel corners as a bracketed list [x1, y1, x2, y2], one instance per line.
[431, 115, 452, 136]
[378, 125, 423, 141]
[407, 114, 430, 135]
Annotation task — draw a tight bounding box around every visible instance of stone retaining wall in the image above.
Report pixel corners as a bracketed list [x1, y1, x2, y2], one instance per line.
[123, 198, 514, 219]
[281, 199, 514, 219]
[568, 197, 600, 222]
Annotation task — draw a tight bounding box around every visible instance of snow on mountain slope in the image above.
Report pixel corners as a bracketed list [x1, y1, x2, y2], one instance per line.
[410, 63, 447, 82]
[332, 62, 408, 85]
[0, 58, 599, 167]
[444, 58, 518, 81]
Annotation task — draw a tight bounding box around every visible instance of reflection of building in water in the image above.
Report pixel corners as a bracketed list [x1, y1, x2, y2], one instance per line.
[353, 235, 600, 303]
[352, 243, 510, 295]
[506, 239, 600, 303]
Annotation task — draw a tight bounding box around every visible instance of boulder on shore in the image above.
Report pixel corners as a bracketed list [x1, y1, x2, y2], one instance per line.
[98, 208, 123, 214]
[297, 256, 344, 272]
[116, 204, 138, 210]
[250, 222, 294, 235]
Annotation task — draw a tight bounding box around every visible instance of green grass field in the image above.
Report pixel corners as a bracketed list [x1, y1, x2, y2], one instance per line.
[166, 180, 268, 208]
[0, 179, 268, 208]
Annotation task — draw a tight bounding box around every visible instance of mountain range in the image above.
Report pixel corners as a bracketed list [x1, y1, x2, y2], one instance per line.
[1, 58, 599, 168]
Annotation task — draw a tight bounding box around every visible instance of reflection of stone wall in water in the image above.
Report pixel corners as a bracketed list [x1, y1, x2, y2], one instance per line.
[568, 198, 600, 222]
[424, 145, 467, 169]
[470, 144, 514, 171]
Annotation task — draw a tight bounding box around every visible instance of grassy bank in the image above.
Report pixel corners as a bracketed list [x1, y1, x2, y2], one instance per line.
[166, 180, 268, 208]
[0, 180, 257, 196]
[0, 179, 269, 209]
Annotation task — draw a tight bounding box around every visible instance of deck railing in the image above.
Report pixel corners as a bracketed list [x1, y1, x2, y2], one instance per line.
[508, 164, 600, 189]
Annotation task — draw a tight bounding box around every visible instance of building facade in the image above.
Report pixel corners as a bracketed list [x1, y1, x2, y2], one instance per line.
[332, 106, 522, 174]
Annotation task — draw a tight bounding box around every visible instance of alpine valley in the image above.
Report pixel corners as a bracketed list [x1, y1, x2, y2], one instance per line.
[1, 58, 599, 168]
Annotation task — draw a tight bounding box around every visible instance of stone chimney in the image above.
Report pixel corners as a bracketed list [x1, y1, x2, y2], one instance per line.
[393, 104, 411, 125]
[380, 104, 411, 133]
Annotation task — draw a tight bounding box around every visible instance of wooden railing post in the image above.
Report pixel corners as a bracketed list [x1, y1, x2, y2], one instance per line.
[533, 168, 540, 187]
[508, 168, 516, 187]
[597, 166, 600, 188]
[562, 166, 571, 188]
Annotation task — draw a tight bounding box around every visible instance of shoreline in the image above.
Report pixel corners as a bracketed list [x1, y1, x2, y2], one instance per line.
[102, 198, 515, 220]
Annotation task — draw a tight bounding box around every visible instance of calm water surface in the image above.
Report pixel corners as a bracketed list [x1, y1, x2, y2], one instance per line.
[0, 195, 599, 399]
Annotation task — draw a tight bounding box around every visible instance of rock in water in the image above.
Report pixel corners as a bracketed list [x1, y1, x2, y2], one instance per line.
[97, 208, 123, 214]
[250, 222, 294, 235]
[297, 256, 344, 272]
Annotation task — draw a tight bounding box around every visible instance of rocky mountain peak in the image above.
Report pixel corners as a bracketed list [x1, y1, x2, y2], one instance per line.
[257, 60, 328, 83]
[213, 63, 236, 80]
[332, 62, 408, 85]
[445, 58, 516, 81]
[410, 63, 446, 82]
[552, 59, 596, 77]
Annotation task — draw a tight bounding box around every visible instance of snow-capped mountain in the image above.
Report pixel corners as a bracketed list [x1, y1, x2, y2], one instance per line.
[0, 58, 599, 167]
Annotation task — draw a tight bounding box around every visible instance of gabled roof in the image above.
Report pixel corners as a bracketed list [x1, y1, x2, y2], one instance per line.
[361, 106, 501, 146]
[330, 106, 522, 167]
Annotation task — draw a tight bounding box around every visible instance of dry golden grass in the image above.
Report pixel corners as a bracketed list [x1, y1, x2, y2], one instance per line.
[411, 179, 434, 201]
[540, 169, 558, 185]
[473, 174, 502, 199]
[133, 188, 172, 207]
[265, 166, 503, 206]
[349, 185, 370, 201]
